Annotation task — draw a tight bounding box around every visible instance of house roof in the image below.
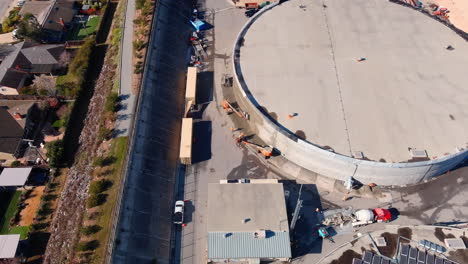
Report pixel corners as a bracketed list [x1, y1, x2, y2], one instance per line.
[19, 0, 75, 32]
[0, 234, 20, 258]
[208, 231, 291, 260]
[0, 108, 24, 155]
[207, 182, 289, 232]
[0, 167, 32, 187]
[0, 42, 64, 90]
[19, 1, 52, 25]
[0, 101, 35, 128]
[21, 44, 63, 65]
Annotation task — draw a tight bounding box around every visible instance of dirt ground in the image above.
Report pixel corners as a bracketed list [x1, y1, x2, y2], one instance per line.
[20, 186, 45, 226]
[425, 0, 468, 32]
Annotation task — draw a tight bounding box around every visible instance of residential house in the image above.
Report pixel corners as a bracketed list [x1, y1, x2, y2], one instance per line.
[19, 0, 76, 42]
[0, 42, 65, 95]
[0, 101, 41, 164]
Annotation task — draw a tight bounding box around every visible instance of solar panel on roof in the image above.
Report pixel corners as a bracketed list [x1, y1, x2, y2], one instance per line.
[426, 254, 435, 264]
[372, 255, 381, 264]
[443, 260, 453, 264]
[409, 247, 418, 259]
[408, 258, 417, 264]
[400, 255, 408, 264]
[363, 251, 373, 263]
[401, 244, 410, 256]
[352, 258, 363, 264]
[417, 251, 426, 263]
[435, 257, 444, 264]
[436, 244, 446, 253]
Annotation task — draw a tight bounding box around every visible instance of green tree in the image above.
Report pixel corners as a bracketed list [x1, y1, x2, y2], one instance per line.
[89, 179, 112, 194]
[80, 225, 102, 236]
[10, 160, 21, 167]
[105, 92, 119, 112]
[76, 240, 100, 251]
[46, 140, 64, 168]
[16, 13, 42, 42]
[136, 0, 145, 9]
[86, 194, 107, 208]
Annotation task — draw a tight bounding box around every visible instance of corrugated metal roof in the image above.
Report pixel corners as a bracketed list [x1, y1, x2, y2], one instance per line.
[0, 234, 20, 258]
[0, 168, 32, 187]
[208, 231, 291, 260]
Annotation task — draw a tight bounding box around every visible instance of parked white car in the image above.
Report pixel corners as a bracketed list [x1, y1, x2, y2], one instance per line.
[173, 200, 185, 224]
[17, 0, 26, 7]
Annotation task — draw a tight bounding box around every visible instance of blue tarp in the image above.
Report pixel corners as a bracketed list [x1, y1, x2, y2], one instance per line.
[191, 19, 206, 31]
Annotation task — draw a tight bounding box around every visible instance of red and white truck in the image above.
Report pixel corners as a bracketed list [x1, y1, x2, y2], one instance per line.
[320, 207, 392, 227]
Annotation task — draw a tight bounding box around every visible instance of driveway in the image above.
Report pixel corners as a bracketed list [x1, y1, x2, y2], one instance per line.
[0, 0, 16, 21]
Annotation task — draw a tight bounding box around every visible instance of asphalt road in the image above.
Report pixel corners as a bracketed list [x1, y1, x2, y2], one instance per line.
[111, 0, 193, 263]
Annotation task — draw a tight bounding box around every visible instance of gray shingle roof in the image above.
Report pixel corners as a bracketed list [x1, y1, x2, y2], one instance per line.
[0, 42, 64, 90]
[208, 231, 291, 260]
[21, 44, 62, 65]
[0, 108, 24, 155]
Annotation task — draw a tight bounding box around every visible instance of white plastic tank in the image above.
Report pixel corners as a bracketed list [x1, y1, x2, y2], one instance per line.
[354, 209, 374, 221]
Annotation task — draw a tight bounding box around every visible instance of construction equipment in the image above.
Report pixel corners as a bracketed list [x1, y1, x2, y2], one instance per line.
[222, 99, 249, 120]
[235, 133, 274, 158]
[318, 227, 335, 243]
[320, 207, 392, 228]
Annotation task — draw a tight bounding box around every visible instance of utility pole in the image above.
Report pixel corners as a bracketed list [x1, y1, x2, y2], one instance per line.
[290, 184, 303, 232]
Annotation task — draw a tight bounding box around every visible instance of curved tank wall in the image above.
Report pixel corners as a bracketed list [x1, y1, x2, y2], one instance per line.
[231, 2, 468, 186]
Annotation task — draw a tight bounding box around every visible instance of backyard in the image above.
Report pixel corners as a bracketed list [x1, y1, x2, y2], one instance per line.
[68, 16, 100, 40]
[0, 190, 28, 239]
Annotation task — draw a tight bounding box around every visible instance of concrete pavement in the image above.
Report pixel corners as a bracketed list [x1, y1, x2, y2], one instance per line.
[175, 0, 468, 262]
[115, 0, 136, 137]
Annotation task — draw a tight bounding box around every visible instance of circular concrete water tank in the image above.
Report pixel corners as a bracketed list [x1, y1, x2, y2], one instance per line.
[355, 209, 374, 222]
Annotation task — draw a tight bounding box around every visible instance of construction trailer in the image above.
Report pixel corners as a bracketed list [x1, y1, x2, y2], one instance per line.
[179, 118, 193, 165]
[185, 67, 197, 117]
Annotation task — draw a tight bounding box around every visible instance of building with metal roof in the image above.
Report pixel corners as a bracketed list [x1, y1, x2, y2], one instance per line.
[207, 180, 291, 263]
[0, 168, 32, 188]
[0, 234, 20, 259]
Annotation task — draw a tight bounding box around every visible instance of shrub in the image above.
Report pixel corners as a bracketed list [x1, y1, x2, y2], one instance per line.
[18, 85, 37, 95]
[105, 92, 119, 112]
[46, 140, 64, 168]
[89, 179, 112, 195]
[136, 0, 145, 9]
[93, 156, 116, 167]
[37, 202, 52, 217]
[76, 240, 100, 251]
[86, 194, 107, 208]
[10, 160, 21, 167]
[132, 39, 145, 52]
[98, 126, 113, 141]
[80, 225, 102, 236]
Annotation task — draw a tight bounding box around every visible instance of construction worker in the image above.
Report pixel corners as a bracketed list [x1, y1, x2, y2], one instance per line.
[357, 57, 366, 62]
[288, 113, 298, 119]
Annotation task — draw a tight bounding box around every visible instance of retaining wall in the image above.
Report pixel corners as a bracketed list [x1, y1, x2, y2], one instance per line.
[232, 2, 468, 186]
